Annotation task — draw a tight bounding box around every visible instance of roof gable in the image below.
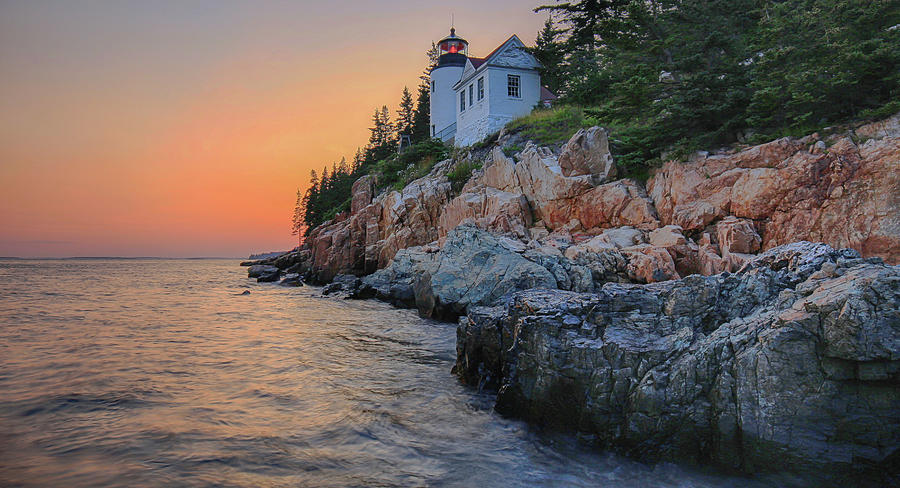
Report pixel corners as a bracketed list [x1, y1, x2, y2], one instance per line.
[485, 35, 540, 70]
[453, 34, 540, 90]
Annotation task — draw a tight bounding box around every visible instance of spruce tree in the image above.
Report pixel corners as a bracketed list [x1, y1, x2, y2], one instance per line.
[291, 188, 306, 240]
[411, 82, 431, 142]
[531, 17, 566, 94]
[747, 0, 900, 136]
[397, 87, 415, 137]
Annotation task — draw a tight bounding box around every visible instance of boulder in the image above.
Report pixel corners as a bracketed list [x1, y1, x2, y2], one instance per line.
[247, 264, 279, 282]
[622, 244, 680, 283]
[514, 143, 595, 229]
[361, 225, 557, 319]
[698, 243, 727, 275]
[415, 225, 557, 319]
[438, 187, 532, 239]
[278, 273, 303, 287]
[564, 236, 617, 259]
[648, 225, 687, 247]
[350, 174, 375, 214]
[595, 226, 645, 249]
[322, 274, 361, 295]
[558, 127, 616, 183]
[574, 179, 660, 231]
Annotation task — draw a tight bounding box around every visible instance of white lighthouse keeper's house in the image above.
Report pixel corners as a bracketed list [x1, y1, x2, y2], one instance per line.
[429, 28, 552, 147]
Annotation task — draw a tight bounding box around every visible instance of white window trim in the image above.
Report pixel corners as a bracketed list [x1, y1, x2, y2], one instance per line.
[459, 91, 466, 112]
[507, 74, 521, 99]
[477, 77, 484, 101]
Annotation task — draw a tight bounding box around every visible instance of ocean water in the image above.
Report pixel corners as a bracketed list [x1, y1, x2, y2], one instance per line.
[0, 259, 774, 487]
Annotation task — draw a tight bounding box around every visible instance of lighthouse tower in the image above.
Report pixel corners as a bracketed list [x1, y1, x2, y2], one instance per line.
[429, 28, 467, 141]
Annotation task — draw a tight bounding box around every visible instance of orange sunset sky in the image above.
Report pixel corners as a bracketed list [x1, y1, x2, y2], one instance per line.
[0, 1, 546, 257]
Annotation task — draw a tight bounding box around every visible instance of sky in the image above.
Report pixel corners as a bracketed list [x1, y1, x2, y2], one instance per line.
[0, 0, 546, 258]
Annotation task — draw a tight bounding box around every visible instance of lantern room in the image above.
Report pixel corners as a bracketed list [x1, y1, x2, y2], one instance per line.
[436, 28, 468, 67]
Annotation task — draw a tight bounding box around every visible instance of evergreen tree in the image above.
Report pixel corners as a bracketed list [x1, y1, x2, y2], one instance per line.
[364, 105, 396, 163]
[396, 87, 415, 137]
[380, 105, 394, 142]
[303, 169, 320, 230]
[747, 0, 900, 136]
[421, 42, 440, 82]
[411, 82, 431, 142]
[353, 147, 363, 172]
[531, 17, 567, 94]
[540, 0, 758, 169]
[291, 188, 306, 241]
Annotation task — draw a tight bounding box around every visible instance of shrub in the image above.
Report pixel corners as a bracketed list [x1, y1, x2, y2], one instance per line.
[447, 159, 482, 193]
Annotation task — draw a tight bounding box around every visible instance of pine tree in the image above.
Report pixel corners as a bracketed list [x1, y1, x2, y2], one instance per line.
[747, 0, 900, 135]
[353, 147, 363, 172]
[367, 108, 382, 148]
[303, 169, 320, 230]
[379, 105, 394, 144]
[411, 82, 431, 142]
[531, 17, 567, 94]
[366, 106, 395, 163]
[291, 188, 305, 240]
[421, 42, 440, 82]
[396, 87, 415, 137]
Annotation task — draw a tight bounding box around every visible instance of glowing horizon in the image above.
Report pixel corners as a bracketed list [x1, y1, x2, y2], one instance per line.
[0, 1, 545, 258]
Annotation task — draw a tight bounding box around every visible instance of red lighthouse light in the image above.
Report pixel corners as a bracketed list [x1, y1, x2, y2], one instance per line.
[441, 40, 464, 54]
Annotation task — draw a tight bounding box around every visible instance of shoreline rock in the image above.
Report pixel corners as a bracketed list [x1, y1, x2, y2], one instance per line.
[454, 242, 899, 484]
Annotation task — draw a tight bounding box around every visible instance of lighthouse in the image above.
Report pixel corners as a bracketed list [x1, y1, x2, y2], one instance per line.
[429, 28, 467, 141]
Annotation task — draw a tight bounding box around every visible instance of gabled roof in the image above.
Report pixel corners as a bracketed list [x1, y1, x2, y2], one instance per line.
[540, 86, 558, 102]
[480, 35, 518, 64]
[454, 34, 538, 90]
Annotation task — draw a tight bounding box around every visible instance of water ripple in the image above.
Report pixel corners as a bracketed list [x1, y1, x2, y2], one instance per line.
[0, 259, 786, 487]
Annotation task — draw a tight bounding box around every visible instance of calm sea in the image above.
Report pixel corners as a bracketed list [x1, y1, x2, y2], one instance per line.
[0, 259, 773, 487]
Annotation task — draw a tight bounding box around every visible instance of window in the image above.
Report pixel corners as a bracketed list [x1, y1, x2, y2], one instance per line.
[432, 125, 435, 136]
[468, 84, 474, 105]
[507, 74, 520, 98]
[477, 77, 484, 100]
[431, 81, 435, 92]
[460, 91, 466, 111]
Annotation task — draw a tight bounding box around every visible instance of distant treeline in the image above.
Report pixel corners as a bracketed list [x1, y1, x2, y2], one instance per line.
[530, 0, 900, 172]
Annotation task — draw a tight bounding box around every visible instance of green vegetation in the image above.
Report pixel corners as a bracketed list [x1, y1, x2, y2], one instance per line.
[372, 139, 450, 191]
[447, 159, 483, 193]
[506, 106, 600, 146]
[532, 0, 900, 175]
[502, 144, 523, 157]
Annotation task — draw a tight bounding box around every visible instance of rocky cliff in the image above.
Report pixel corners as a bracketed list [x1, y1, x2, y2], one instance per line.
[246, 113, 899, 482]
[287, 113, 897, 288]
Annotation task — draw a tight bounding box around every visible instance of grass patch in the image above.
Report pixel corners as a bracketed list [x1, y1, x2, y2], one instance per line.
[470, 130, 501, 151]
[370, 139, 450, 192]
[447, 159, 482, 193]
[502, 144, 522, 157]
[506, 106, 600, 145]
